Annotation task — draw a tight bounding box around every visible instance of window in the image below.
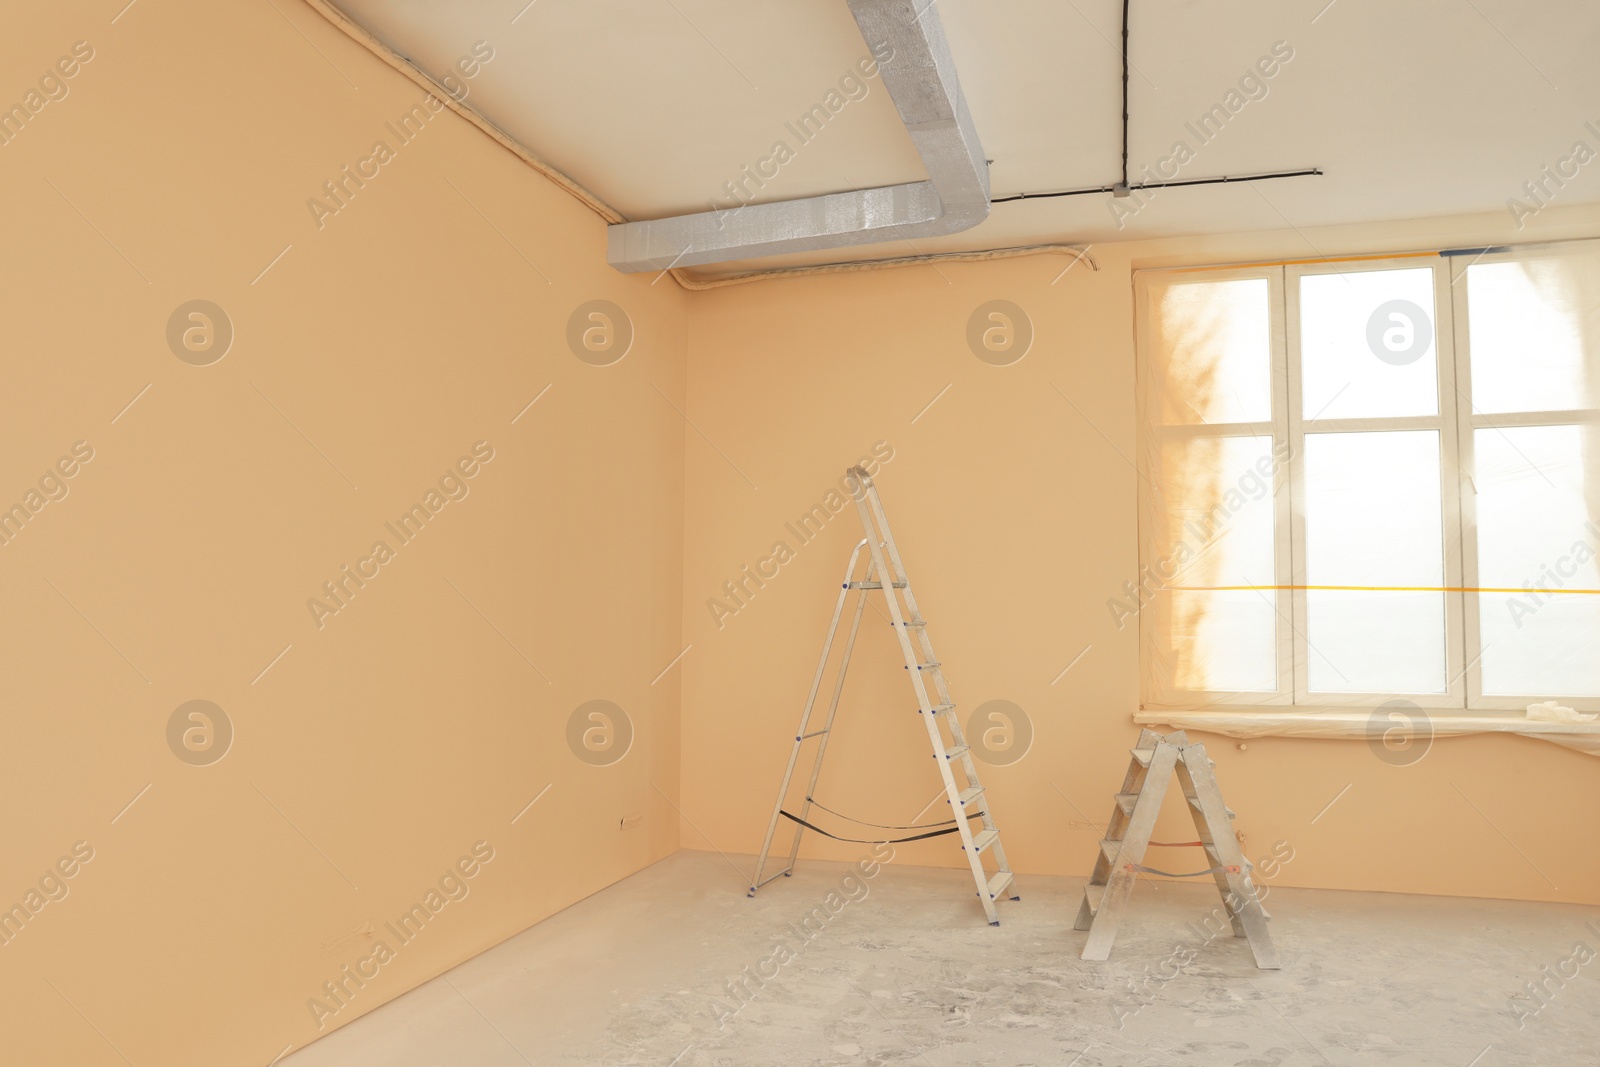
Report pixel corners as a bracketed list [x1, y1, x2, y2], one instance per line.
[1134, 243, 1600, 713]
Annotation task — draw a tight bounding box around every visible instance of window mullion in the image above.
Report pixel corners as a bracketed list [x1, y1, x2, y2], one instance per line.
[1433, 261, 1468, 707]
[1449, 255, 1487, 709]
[1279, 266, 1307, 706]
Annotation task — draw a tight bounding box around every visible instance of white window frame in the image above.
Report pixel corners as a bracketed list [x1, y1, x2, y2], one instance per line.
[1449, 245, 1600, 713]
[1283, 256, 1467, 709]
[1136, 267, 1295, 709]
[1136, 246, 1600, 715]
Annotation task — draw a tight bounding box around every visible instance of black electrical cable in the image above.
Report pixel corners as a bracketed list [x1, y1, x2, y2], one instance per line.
[990, 168, 1324, 204]
[1121, 0, 1130, 190]
[804, 797, 962, 831]
[1127, 862, 1241, 878]
[992, 1, 1324, 208]
[778, 809, 986, 845]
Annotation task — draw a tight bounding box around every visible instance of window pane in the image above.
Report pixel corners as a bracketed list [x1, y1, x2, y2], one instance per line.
[1300, 267, 1439, 420]
[1475, 425, 1600, 697]
[1467, 260, 1595, 415]
[1304, 431, 1446, 693]
[1149, 278, 1272, 425]
[1157, 435, 1280, 692]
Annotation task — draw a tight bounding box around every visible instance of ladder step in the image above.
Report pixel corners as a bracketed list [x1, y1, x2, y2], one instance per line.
[929, 702, 956, 715]
[1131, 747, 1157, 768]
[1099, 839, 1122, 864]
[1201, 843, 1252, 870]
[970, 829, 1000, 854]
[943, 744, 970, 760]
[797, 729, 829, 740]
[897, 619, 927, 629]
[1185, 794, 1236, 818]
[909, 661, 942, 671]
[984, 870, 1014, 900]
[1114, 792, 1139, 815]
[848, 581, 907, 589]
[957, 785, 985, 805]
[1082, 883, 1105, 916]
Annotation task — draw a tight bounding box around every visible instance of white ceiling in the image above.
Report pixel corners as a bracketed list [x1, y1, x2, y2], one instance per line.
[333, 0, 1600, 275]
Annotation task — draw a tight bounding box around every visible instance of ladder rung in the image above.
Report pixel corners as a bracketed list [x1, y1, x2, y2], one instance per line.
[984, 870, 1014, 899]
[1114, 792, 1139, 815]
[1185, 794, 1236, 818]
[1099, 839, 1122, 864]
[970, 829, 999, 854]
[957, 785, 985, 805]
[847, 581, 907, 589]
[909, 661, 942, 671]
[1131, 747, 1157, 768]
[929, 702, 956, 715]
[797, 729, 829, 741]
[1082, 883, 1105, 916]
[897, 619, 927, 629]
[1201, 844, 1252, 870]
[942, 744, 969, 760]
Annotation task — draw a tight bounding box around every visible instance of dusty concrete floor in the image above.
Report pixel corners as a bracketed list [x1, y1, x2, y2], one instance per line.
[282, 850, 1600, 1067]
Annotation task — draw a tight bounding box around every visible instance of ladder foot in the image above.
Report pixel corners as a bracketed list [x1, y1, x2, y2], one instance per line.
[989, 920, 1000, 927]
[1009, 895, 1021, 902]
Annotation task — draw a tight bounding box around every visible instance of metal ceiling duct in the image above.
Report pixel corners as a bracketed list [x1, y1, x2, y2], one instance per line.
[606, 0, 989, 273]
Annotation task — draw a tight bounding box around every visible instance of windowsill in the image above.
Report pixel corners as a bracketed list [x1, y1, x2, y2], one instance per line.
[1133, 708, 1600, 754]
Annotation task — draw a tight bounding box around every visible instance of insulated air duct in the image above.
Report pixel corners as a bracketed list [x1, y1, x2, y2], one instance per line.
[606, 0, 989, 273]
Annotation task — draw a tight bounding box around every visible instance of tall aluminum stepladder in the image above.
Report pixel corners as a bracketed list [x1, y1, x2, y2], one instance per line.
[749, 466, 1018, 925]
[1075, 729, 1277, 967]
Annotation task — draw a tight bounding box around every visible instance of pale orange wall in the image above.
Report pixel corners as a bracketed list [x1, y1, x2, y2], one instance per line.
[0, 4, 685, 1065]
[5, 1, 1599, 1061]
[679, 204, 1600, 909]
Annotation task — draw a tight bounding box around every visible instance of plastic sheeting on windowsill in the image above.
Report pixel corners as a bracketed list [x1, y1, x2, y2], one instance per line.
[1133, 709, 1600, 757]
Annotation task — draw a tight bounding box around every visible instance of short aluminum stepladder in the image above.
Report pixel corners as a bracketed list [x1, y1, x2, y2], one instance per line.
[748, 466, 1018, 925]
[1075, 729, 1277, 968]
